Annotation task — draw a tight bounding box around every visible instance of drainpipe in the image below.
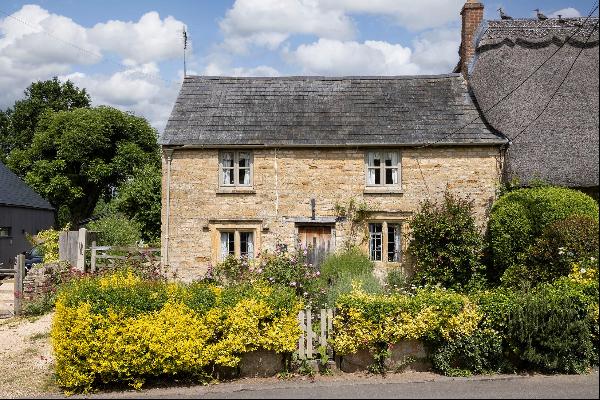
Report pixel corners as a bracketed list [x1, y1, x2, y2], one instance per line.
[163, 148, 174, 268]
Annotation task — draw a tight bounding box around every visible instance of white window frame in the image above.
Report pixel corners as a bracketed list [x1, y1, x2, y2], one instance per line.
[368, 221, 402, 263]
[219, 150, 254, 188]
[365, 150, 402, 188]
[218, 228, 256, 260]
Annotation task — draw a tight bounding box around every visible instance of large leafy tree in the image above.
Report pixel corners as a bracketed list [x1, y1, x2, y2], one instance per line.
[1, 77, 91, 157]
[113, 163, 162, 243]
[7, 106, 160, 227]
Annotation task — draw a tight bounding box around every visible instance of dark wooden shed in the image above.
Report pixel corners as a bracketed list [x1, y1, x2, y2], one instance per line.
[0, 161, 55, 268]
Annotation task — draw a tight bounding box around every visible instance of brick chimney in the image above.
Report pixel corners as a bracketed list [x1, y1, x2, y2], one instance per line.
[459, 0, 484, 79]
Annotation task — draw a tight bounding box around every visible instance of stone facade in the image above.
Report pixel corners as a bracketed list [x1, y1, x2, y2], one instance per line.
[162, 146, 503, 281]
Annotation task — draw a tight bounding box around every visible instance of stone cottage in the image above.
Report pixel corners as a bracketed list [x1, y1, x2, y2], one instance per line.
[160, 74, 507, 280]
[455, 0, 599, 198]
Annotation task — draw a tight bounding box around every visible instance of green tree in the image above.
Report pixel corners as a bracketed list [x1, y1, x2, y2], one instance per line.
[1, 77, 90, 157]
[0, 109, 10, 161]
[113, 163, 162, 243]
[6, 106, 160, 227]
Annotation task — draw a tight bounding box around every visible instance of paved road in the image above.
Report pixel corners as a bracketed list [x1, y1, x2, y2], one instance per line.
[74, 369, 599, 399]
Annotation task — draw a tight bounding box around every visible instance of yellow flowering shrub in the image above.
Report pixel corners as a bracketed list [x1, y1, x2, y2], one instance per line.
[331, 288, 481, 355]
[51, 275, 302, 393]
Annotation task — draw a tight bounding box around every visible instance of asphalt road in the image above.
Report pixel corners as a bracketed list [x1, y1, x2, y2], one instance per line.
[73, 369, 599, 399]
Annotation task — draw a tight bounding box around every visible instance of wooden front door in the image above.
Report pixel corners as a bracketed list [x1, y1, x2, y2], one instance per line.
[297, 226, 333, 266]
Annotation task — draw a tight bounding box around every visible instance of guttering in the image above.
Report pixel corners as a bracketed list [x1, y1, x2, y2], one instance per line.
[163, 148, 174, 268]
[171, 140, 508, 149]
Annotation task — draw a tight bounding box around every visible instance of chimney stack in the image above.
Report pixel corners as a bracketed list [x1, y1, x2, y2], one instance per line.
[459, 0, 484, 79]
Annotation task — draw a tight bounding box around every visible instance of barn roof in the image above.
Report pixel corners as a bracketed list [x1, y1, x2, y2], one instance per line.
[469, 17, 599, 187]
[160, 74, 506, 147]
[0, 161, 54, 210]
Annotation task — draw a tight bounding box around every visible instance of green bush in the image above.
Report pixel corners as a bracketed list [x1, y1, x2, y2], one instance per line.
[526, 215, 599, 283]
[320, 247, 373, 284]
[384, 267, 409, 294]
[431, 329, 506, 376]
[489, 187, 599, 281]
[409, 191, 485, 290]
[326, 272, 382, 307]
[505, 278, 598, 373]
[87, 212, 142, 246]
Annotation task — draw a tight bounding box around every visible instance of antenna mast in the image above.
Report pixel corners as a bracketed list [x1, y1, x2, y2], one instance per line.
[183, 27, 188, 77]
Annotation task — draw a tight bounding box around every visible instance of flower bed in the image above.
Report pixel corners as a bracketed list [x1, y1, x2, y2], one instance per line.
[51, 270, 302, 393]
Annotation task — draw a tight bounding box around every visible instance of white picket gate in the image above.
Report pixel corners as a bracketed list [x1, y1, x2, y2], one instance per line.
[296, 308, 334, 360]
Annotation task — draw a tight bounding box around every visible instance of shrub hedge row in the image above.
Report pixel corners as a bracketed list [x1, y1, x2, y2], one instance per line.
[51, 270, 302, 393]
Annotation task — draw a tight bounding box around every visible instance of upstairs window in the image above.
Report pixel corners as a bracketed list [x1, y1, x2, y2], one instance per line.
[220, 151, 253, 187]
[0, 227, 11, 238]
[366, 151, 400, 186]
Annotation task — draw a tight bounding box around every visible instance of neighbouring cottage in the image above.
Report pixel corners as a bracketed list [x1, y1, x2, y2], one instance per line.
[455, 0, 599, 198]
[160, 75, 507, 281]
[0, 161, 55, 268]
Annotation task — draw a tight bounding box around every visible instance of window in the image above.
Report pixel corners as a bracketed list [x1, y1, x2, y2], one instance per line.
[368, 222, 402, 263]
[0, 227, 11, 238]
[219, 230, 255, 260]
[366, 151, 400, 186]
[220, 151, 253, 187]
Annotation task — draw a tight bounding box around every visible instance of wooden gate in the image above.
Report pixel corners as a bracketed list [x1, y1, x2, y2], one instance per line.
[297, 225, 333, 267]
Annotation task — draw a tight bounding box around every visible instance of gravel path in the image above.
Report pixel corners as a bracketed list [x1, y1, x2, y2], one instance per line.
[0, 313, 59, 398]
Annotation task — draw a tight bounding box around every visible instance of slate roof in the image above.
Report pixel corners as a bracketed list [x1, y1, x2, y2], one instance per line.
[160, 74, 506, 147]
[469, 17, 599, 187]
[0, 161, 54, 210]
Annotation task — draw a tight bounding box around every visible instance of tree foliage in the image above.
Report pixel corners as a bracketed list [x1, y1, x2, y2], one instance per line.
[6, 106, 160, 227]
[113, 164, 162, 243]
[0, 77, 90, 158]
[408, 191, 485, 290]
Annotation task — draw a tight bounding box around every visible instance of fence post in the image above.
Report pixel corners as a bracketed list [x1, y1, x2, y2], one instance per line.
[327, 308, 334, 357]
[306, 308, 313, 359]
[298, 310, 306, 359]
[320, 309, 327, 349]
[14, 254, 24, 316]
[90, 241, 97, 273]
[76, 228, 87, 272]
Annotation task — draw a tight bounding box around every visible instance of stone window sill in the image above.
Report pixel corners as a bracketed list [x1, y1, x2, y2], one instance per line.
[363, 186, 404, 195]
[216, 188, 256, 195]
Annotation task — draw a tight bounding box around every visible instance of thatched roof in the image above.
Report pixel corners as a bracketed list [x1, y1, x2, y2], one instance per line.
[469, 17, 599, 187]
[160, 74, 505, 147]
[0, 161, 53, 210]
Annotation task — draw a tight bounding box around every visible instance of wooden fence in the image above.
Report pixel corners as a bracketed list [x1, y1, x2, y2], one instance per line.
[90, 243, 161, 272]
[297, 308, 334, 360]
[0, 254, 25, 316]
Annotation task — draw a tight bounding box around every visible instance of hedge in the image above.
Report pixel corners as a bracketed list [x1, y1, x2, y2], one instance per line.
[51, 270, 302, 393]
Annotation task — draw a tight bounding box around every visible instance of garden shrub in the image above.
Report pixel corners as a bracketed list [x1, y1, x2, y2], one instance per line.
[87, 212, 142, 246]
[384, 267, 409, 294]
[331, 287, 481, 356]
[409, 191, 485, 290]
[431, 329, 506, 376]
[525, 215, 599, 283]
[326, 272, 382, 307]
[505, 277, 598, 373]
[320, 247, 373, 284]
[489, 187, 599, 281]
[33, 228, 60, 263]
[51, 271, 302, 393]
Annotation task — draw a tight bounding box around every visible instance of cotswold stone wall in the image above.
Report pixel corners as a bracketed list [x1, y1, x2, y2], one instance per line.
[161, 146, 503, 281]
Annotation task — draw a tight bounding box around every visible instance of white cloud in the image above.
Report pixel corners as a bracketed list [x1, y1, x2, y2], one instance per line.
[61, 65, 181, 131]
[89, 12, 187, 64]
[204, 62, 280, 77]
[549, 8, 581, 18]
[0, 5, 186, 131]
[411, 28, 460, 74]
[219, 0, 355, 53]
[219, 0, 464, 53]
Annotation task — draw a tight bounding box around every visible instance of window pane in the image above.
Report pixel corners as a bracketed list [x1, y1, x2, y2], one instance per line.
[367, 168, 377, 185]
[240, 232, 254, 258]
[220, 232, 235, 259]
[367, 152, 381, 167]
[0, 227, 10, 237]
[385, 152, 398, 166]
[222, 152, 234, 168]
[222, 168, 234, 185]
[387, 224, 401, 262]
[369, 223, 383, 261]
[374, 168, 381, 185]
[239, 168, 250, 185]
[238, 152, 250, 168]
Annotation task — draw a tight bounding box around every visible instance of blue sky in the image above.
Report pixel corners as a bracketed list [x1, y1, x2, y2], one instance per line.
[0, 0, 596, 131]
